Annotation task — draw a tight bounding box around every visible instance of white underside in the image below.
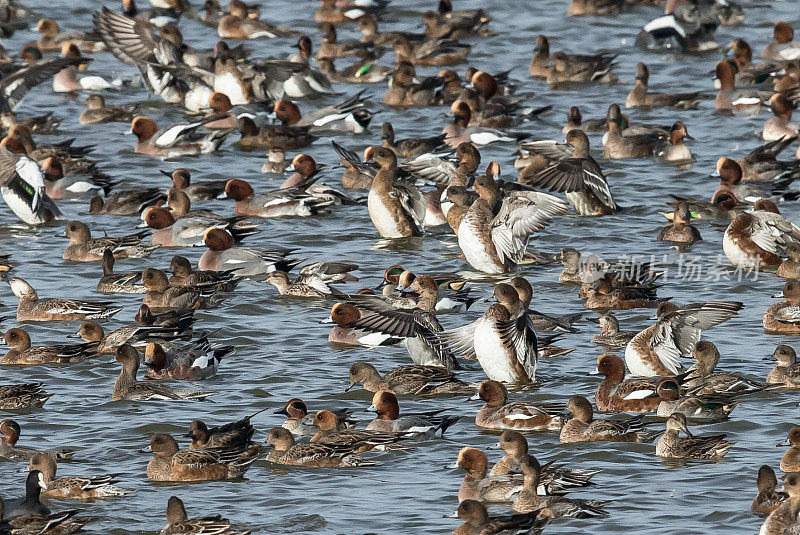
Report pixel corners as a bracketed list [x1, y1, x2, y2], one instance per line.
[458, 222, 503, 273]
[474, 320, 517, 382]
[368, 190, 405, 238]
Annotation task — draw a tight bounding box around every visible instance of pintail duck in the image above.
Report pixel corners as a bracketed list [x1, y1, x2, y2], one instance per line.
[450, 499, 549, 535]
[457, 171, 567, 273]
[1, 470, 51, 518]
[97, 249, 145, 294]
[625, 63, 701, 109]
[2, 328, 99, 366]
[625, 301, 743, 377]
[657, 201, 701, 245]
[160, 495, 250, 535]
[511, 456, 608, 519]
[765, 280, 800, 335]
[363, 146, 425, 238]
[346, 361, 472, 396]
[593, 354, 667, 413]
[112, 344, 212, 401]
[366, 390, 459, 435]
[383, 62, 443, 107]
[780, 426, 800, 472]
[763, 94, 798, 142]
[682, 341, 765, 396]
[8, 277, 122, 322]
[145, 433, 259, 481]
[197, 228, 301, 279]
[635, 2, 719, 53]
[90, 187, 164, 216]
[28, 454, 133, 500]
[265, 427, 374, 467]
[0, 145, 62, 225]
[766, 345, 800, 388]
[263, 262, 357, 299]
[0, 420, 76, 462]
[563, 395, 662, 443]
[473, 380, 564, 431]
[63, 221, 157, 262]
[162, 168, 227, 202]
[523, 130, 617, 216]
[591, 313, 637, 347]
[169, 256, 240, 292]
[655, 413, 734, 459]
[762, 21, 800, 61]
[439, 283, 539, 383]
[0, 383, 52, 410]
[752, 465, 788, 516]
[143, 337, 232, 381]
[759, 476, 800, 535]
[186, 410, 262, 451]
[656, 378, 738, 423]
[80, 93, 137, 125]
[130, 116, 231, 158]
[381, 122, 447, 159]
[77, 320, 193, 355]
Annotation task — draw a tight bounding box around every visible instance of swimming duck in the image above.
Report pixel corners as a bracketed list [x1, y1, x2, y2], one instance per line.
[752, 465, 788, 516]
[197, 228, 301, 279]
[656, 121, 694, 163]
[217, 2, 300, 40]
[658, 201, 702, 245]
[625, 301, 744, 377]
[759, 476, 800, 534]
[90, 187, 164, 216]
[450, 499, 549, 535]
[655, 413, 734, 459]
[584, 277, 665, 310]
[763, 94, 798, 142]
[362, 146, 425, 238]
[383, 62, 443, 107]
[77, 320, 193, 356]
[724, 199, 800, 269]
[780, 426, 800, 472]
[737, 136, 800, 183]
[262, 261, 357, 299]
[8, 277, 122, 322]
[635, 2, 718, 53]
[142, 267, 208, 312]
[162, 168, 227, 201]
[130, 115, 231, 158]
[388, 34, 471, 67]
[762, 21, 800, 61]
[2, 328, 99, 366]
[766, 344, 800, 388]
[237, 116, 316, 151]
[365, 390, 459, 435]
[52, 43, 120, 93]
[221, 178, 333, 219]
[63, 221, 157, 262]
[560, 395, 661, 443]
[112, 344, 212, 401]
[144, 206, 258, 247]
[310, 410, 411, 452]
[79, 94, 137, 125]
[143, 337, 232, 381]
[625, 63, 701, 109]
[592, 354, 664, 413]
[473, 380, 564, 431]
[186, 410, 262, 451]
[265, 427, 375, 468]
[0, 145, 61, 225]
[145, 432, 259, 481]
[591, 313, 637, 347]
[28, 454, 133, 500]
[274, 93, 374, 135]
[0, 383, 51, 410]
[381, 122, 447, 159]
[682, 340, 765, 396]
[160, 495, 250, 535]
[168, 256, 240, 293]
[0, 419, 76, 462]
[764, 280, 800, 335]
[346, 361, 472, 396]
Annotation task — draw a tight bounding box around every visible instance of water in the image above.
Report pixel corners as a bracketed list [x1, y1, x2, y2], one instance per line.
[0, 0, 798, 533]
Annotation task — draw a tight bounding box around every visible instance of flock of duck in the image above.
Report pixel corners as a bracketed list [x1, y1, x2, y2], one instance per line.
[0, 0, 798, 532]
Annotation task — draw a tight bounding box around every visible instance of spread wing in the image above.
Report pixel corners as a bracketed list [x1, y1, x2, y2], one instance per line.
[0, 57, 89, 110]
[527, 156, 617, 210]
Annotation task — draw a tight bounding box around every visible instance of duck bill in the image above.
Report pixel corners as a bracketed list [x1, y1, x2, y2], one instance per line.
[345, 382, 356, 392]
[468, 393, 481, 401]
[366, 404, 377, 412]
[274, 408, 290, 416]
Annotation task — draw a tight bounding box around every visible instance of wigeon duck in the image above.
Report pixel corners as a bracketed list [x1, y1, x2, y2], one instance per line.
[625, 63, 700, 109]
[8, 277, 122, 322]
[657, 201, 701, 245]
[96, 250, 145, 295]
[2, 470, 51, 517]
[0, 420, 76, 462]
[625, 301, 743, 377]
[263, 261, 357, 299]
[560, 395, 661, 443]
[346, 361, 472, 396]
[762, 22, 800, 61]
[161, 495, 250, 535]
[142, 268, 207, 312]
[143, 337, 232, 380]
[79, 94, 137, 125]
[145, 432, 259, 481]
[41, 156, 114, 200]
[780, 426, 800, 472]
[144, 206, 257, 247]
[90, 187, 164, 216]
[36, 18, 105, 52]
[112, 344, 212, 401]
[2, 328, 99, 366]
[237, 116, 317, 151]
[0, 383, 52, 410]
[656, 121, 693, 163]
[663, 191, 741, 223]
[511, 456, 608, 518]
[0, 145, 62, 225]
[766, 344, 800, 388]
[28, 454, 133, 500]
[759, 478, 800, 535]
[130, 116, 231, 158]
[524, 130, 617, 216]
[724, 199, 800, 269]
[443, 102, 529, 147]
[169, 256, 240, 291]
[275, 398, 353, 437]
[166, 188, 261, 231]
[450, 499, 549, 535]
[365, 390, 459, 435]
[217, 3, 300, 40]
[655, 378, 737, 423]
[261, 147, 291, 174]
[265, 427, 374, 467]
[77, 320, 193, 355]
[52, 43, 119, 93]
[584, 277, 667, 310]
[752, 465, 788, 516]
[221, 178, 333, 219]
[655, 413, 734, 459]
[593, 354, 665, 413]
[455, 447, 523, 503]
[274, 93, 374, 135]
[363, 146, 425, 238]
[389, 35, 471, 67]
[473, 380, 564, 431]
[325, 302, 402, 347]
[0, 110, 59, 136]
[383, 62, 443, 107]
[714, 59, 770, 112]
[202, 92, 238, 130]
[591, 313, 636, 348]
[763, 95, 798, 142]
[162, 168, 227, 201]
[381, 122, 447, 159]
[765, 280, 800, 335]
[568, 0, 624, 16]
[63, 221, 157, 262]
[682, 340, 764, 396]
[186, 411, 261, 451]
[310, 410, 411, 451]
[134, 305, 196, 330]
[197, 228, 300, 278]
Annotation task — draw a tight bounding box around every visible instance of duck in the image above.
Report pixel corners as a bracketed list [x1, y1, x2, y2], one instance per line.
[655, 413, 734, 459]
[625, 63, 701, 109]
[143, 337, 232, 380]
[79, 94, 137, 125]
[365, 390, 459, 435]
[77, 320, 193, 355]
[143, 206, 258, 247]
[656, 378, 737, 423]
[262, 261, 357, 299]
[658, 201, 701, 245]
[0, 419, 76, 462]
[324, 302, 403, 347]
[450, 499, 549, 535]
[763, 94, 798, 142]
[591, 313, 637, 347]
[0, 56, 90, 114]
[714, 59, 771, 112]
[567, 0, 625, 16]
[8, 277, 122, 322]
[363, 146, 425, 238]
[237, 116, 317, 151]
[682, 340, 765, 396]
[752, 465, 788, 516]
[656, 121, 694, 163]
[168, 256, 240, 292]
[27, 454, 133, 500]
[388, 35, 471, 67]
[724, 199, 800, 269]
[197, 228, 301, 279]
[625, 301, 744, 377]
[130, 115, 231, 158]
[592, 354, 664, 413]
[185, 410, 262, 451]
[635, 2, 718, 53]
[217, 2, 300, 40]
[261, 147, 291, 174]
[161, 168, 227, 201]
[560, 395, 661, 443]
[381, 122, 447, 159]
[273, 93, 374, 135]
[275, 398, 354, 437]
[0, 145, 62, 225]
[52, 43, 121, 93]
[780, 426, 800, 472]
[760, 474, 800, 534]
[36, 18, 105, 52]
[0, 383, 52, 410]
[112, 344, 212, 401]
[89, 187, 164, 216]
[422, 0, 493, 39]
[310, 410, 411, 452]
[63, 221, 157, 262]
[265, 427, 374, 467]
[383, 62, 443, 107]
[145, 432, 260, 481]
[523, 130, 617, 216]
[2, 328, 99, 366]
[765, 280, 800, 335]
[160, 495, 250, 535]
[221, 178, 334, 219]
[602, 104, 660, 159]
[584, 277, 665, 311]
[762, 21, 800, 61]
[317, 23, 382, 60]
[473, 379, 564, 431]
[442, 103, 529, 148]
[766, 344, 800, 388]
[737, 136, 800, 185]
[346, 361, 472, 396]
[316, 56, 391, 84]
[41, 156, 114, 200]
[142, 268, 208, 312]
